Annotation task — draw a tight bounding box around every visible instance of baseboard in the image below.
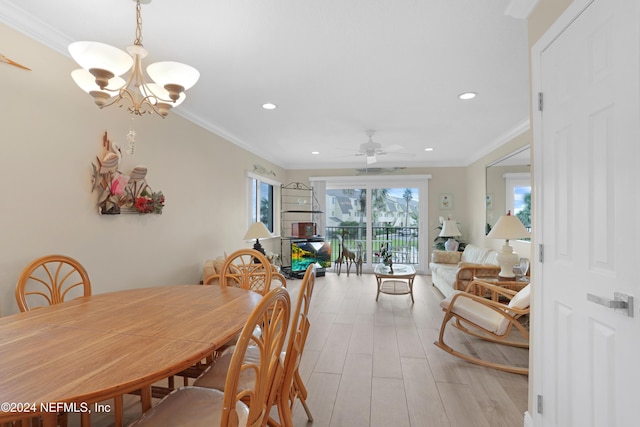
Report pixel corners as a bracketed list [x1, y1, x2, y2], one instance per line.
[524, 411, 533, 427]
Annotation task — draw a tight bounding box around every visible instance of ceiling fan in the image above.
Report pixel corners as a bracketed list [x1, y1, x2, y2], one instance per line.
[355, 130, 404, 165]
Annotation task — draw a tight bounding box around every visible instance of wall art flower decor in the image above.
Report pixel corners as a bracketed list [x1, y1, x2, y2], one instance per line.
[91, 131, 164, 215]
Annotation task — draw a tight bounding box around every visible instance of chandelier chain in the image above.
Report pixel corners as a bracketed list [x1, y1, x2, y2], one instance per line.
[134, 0, 143, 47]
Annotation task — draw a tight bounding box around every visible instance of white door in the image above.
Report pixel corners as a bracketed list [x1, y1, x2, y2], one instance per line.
[532, 0, 640, 426]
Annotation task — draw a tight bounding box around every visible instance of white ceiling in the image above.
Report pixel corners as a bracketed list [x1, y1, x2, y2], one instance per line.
[0, 0, 532, 170]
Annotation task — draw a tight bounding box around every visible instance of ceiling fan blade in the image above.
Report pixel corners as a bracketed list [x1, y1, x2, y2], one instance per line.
[385, 144, 404, 152]
[1, 54, 31, 71]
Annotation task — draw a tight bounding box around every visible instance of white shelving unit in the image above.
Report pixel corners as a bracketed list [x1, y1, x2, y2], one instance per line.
[280, 182, 325, 278]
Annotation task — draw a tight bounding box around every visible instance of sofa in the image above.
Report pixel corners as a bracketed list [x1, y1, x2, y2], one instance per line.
[429, 244, 500, 298]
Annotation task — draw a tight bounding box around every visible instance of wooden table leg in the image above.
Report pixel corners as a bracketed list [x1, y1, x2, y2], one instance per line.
[41, 413, 57, 427]
[114, 395, 123, 427]
[141, 386, 152, 413]
[80, 411, 91, 427]
[409, 275, 415, 303]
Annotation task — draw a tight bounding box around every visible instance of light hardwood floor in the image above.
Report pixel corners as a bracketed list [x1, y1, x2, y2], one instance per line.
[70, 271, 529, 427]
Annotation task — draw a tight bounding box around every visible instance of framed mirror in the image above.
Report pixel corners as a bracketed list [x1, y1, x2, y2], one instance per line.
[485, 146, 531, 236]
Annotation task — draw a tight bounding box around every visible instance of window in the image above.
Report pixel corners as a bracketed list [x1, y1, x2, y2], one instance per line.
[247, 173, 280, 233]
[504, 173, 531, 230]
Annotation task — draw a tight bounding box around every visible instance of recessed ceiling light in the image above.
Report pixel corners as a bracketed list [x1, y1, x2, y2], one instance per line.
[458, 92, 477, 100]
[311, 151, 320, 155]
[262, 103, 277, 110]
[424, 147, 434, 152]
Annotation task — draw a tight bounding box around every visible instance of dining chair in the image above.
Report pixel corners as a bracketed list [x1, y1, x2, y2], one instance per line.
[270, 264, 287, 289]
[172, 249, 285, 389]
[193, 264, 317, 427]
[15, 254, 92, 312]
[434, 279, 531, 375]
[14, 255, 130, 427]
[14, 254, 92, 427]
[128, 286, 291, 427]
[219, 249, 275, 295]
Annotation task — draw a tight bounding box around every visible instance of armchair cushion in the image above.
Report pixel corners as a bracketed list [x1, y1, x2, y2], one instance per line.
[440, 291, 504, 333]
[440, 283, 531, 337]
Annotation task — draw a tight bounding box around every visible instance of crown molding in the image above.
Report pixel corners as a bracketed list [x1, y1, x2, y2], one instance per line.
[0, 1, 72, 55]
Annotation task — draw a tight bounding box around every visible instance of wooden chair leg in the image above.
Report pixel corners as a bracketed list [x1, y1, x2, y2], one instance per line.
[293, 371, 313, 421]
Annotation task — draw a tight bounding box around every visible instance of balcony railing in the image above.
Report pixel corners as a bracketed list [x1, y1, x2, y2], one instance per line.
[326, 226, 419, 265]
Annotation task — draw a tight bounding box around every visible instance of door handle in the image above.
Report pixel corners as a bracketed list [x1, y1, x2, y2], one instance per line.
[587, 292, 634, 317]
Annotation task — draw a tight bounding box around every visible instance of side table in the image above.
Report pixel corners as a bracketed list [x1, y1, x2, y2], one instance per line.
[374, 264, 417, 303]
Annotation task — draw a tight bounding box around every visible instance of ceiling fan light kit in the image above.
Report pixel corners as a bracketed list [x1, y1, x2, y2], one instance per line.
[68, 0, 199, 118]
[352, 129, 412, 168]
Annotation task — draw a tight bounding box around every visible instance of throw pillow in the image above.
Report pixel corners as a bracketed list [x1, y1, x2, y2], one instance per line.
[431, 250, 461, 264]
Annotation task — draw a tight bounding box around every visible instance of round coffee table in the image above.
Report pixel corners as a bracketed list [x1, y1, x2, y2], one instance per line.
[374, 263, 417, 303]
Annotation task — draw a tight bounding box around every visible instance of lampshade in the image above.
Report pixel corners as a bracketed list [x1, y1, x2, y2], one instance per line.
[244, 222, 273, 257]
[146, 61, 201, 91]
[487, 212, 529, 278]
[487, 213, 530, 241]
[244, 222, 273, 241]
[68, 41, 133, 77]
[439, 220, 462, 237]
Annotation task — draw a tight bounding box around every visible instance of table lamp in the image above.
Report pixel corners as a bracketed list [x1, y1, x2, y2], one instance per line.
[439, 219, 462, 251]
[487, 211, 530, 278]
[243, 222, 273, 255]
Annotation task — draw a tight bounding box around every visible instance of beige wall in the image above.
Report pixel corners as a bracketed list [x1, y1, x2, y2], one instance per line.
[0, 23, 284, 316]
[529, 0, 574, 45]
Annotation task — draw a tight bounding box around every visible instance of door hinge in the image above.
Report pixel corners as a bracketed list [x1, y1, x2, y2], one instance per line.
[537, 394, 543, 414]
[538, 92, 543, 112]
[538, 244, 544, 263]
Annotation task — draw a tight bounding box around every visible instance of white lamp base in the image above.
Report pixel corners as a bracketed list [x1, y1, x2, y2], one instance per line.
[444, 238, 459, 252]
[496, 243, 518, 278]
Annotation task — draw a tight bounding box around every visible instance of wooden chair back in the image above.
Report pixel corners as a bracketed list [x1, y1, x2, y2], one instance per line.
[15, 254, 91, 312]
[219, 249, 273, 295]
[274, 264, 316, 426]
[221, 286, 290, 427]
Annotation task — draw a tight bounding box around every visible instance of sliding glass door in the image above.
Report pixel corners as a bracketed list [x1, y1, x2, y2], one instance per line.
[316, 175, 430, 273]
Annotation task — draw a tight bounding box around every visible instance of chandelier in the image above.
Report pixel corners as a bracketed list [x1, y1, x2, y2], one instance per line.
[68, 0, 199, 118]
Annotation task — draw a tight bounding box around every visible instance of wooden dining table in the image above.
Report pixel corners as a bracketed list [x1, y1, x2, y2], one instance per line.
[0, 284, 262, 427]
